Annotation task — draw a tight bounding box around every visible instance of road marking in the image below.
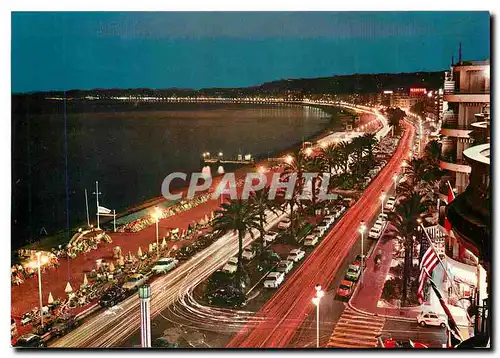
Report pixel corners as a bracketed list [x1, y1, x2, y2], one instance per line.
[326, 308, 385, 348]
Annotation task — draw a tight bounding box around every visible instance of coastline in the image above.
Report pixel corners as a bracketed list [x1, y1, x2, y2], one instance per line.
[17, 103, 359, 253]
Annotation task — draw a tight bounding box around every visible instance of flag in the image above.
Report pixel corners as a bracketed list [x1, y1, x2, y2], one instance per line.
[417, 245, 439, 303]
[444, 185, 454, 232]
[98, 205, 112, 214]
[446, 325, 462, 348]
[424, 269, 463, 343]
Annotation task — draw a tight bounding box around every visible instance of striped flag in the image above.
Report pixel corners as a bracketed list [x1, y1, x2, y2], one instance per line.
[423, 268, 463, 344]
[417, 244, 439, 303]
[444, 185, 455, 232]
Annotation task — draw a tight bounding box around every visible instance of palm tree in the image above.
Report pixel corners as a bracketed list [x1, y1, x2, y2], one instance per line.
[337, 140, 352, 173]
[385, 191, 432, 306]
[211, 199, 263, 281]
[320, 143, 342, 174]
[423, 140, 442, 167]
[361, 132, 378, 162]
[399, 158, 444, 200]
[250, 187, 280, 238]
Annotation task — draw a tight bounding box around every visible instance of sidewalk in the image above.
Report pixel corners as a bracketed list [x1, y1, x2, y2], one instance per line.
[349, 233, 424, 321]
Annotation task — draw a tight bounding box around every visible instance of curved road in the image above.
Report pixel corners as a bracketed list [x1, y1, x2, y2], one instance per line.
[227, 120, 415, 348]
[49, 210, 286, 347]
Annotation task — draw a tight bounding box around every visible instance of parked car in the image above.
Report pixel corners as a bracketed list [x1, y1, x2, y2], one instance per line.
[151, 257, 179, 274]
[345, 264, 361, 281]
[263, 271, 285, 288]
[324, 214, 336, 224]
[354, 255, 365, 267]
[122, 273, 148, 291]
[374, 219, 385, 230]
[304, 234, 319, 247]
[416, 311, 446, 328]
[368, 226, 382, 239]
[276, 260, 294, 274]
[311, 228, 324, 238]
[222, 257, 239, 274]
[99, 285, 127, 307]
[263, 231, 279, 245]
[287, 249, 306, 262]
[257, 250, 281, 272]
[13, 334, 45, 348]
[378, 213, 388, 222]
[50, 315, 78, 337]
[337, 280, 354, 299]
[278, 218, 291, 230]
[316, 221, 330, 233]
[242, 247, 256, 261]
[382, 339, 429, 348]
[385, 196, 396, 211]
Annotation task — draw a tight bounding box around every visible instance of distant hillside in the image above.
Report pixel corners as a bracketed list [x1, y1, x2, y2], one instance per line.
[12, 71, 445, 99]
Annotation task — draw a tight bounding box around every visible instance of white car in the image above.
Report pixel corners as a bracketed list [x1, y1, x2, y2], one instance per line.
[151, 257, 179, 274]
[276, 260, 294, 274]
[263, 271, 285, 288]
[287, 249, 305, 262]
[374, 219, 385, 230]
[263, 231, 279, 245]
[368, 226, 382, 239]
[278, 218, 291, 230]
[242, 247, 256, 261]
[385, 197, 396, 211]
[304, 234, 319, 247]
[417, 311, 446, 328]
[378, 213, 388, 222]
[316, 221, 330, 233]
[122, 274, 148, 291]
[324, 215, 336, 224]
[222, 257, 239, 274]
[311, 228, 324, 237]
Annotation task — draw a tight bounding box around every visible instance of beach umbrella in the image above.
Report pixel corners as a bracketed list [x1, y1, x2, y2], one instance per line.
[47, 292, 54, 305]
[161, 237, 167, 248]
[217, 165, 224, 174]
[65, 282, 73, 294]
[137, 247, 143, 257]
[204, 214, 209, 223]
[83, 274, 88, 286]
[149, 243, 155, 252]
[108, 262, 115, 272]
[118, 255, 125, 266]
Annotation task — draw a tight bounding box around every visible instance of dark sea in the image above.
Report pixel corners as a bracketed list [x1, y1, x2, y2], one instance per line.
[11, 100, 339, 248]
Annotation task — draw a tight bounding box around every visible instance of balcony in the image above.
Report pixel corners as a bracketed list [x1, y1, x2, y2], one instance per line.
[444, 89, 490, 103]
[440, 122, 472, 138]
[440, 156, 472, 174]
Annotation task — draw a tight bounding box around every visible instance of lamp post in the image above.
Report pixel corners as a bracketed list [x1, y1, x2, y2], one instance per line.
[312, 284, 324, 348]
[359, 221, 366, 284]
[392, 173, 398, 191]
[359, 221, 367, 284]
[138, 284, 152, 348]
[152, 207, 161, 258]
[380, 190, 386, 214]
[35, 252, 44, 328]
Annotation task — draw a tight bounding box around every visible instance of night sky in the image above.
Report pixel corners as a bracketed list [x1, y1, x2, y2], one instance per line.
[11, 12, 490, 93]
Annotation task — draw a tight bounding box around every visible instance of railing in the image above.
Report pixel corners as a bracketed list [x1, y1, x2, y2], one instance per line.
[444, 88, 490, 95]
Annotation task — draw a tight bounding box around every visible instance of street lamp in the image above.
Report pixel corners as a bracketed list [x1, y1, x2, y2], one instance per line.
[35, 252, 44, 328]
[218, 152, 223, 157]
[152, 207, 162, 258]
[312, 284, 324, 348]
[392, 173, 398, 191]
[380, 190, 386, 214]
[359, 221, 367, 284]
